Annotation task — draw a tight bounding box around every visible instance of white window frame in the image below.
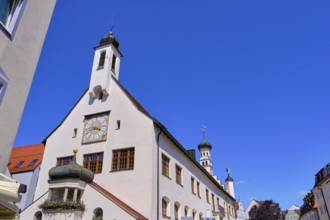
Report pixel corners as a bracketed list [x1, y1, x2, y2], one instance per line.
[0, 0, 27, 39]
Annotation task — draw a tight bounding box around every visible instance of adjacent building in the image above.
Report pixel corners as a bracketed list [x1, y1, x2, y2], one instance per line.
[8, 144, 44, 211]
[0, 0, 56, 217]
[312, 162, 330, 220]
[283, 205, 300, 220]
[235, 199, 248, 220]
[300, 192, 320, 220]
[20, 31, 237, 220]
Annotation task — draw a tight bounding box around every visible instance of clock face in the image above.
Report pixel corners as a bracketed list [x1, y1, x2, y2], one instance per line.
[82, 113, 109, 144]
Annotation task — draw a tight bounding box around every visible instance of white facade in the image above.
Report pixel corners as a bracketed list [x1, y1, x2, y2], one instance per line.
[313, 163, 330, 220]
[0, 0, 56, 175]
[235, 200, 248, 220]
[20, 32, 236, 220]
[11, 165, 41, 210]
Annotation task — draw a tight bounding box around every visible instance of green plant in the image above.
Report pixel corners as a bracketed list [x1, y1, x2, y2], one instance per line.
[92, 217, 103, 220]
[39, 200, 86, 212]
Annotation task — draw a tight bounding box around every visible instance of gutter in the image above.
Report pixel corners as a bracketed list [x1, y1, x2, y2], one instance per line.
[156, 129, 163, 220]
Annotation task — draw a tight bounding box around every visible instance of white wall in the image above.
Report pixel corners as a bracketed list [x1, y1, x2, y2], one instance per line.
[12, 166, 41, 210]
[0, 0, 56, 174]
[34, 76, 157, 219]
[158, 129, 235, 220]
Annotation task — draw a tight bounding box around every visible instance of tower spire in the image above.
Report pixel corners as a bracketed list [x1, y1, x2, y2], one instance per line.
[202, 125, 206, 141]
[198, 126, 213, 175]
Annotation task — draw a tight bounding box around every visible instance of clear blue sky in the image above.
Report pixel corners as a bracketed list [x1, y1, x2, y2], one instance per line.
[15, 0, 330, 210]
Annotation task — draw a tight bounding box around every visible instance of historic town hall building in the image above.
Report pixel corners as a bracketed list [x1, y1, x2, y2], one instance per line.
[20, 31, 236, 220]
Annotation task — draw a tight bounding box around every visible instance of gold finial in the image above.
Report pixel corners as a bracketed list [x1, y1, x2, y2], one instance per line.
[109, 31, 113, 35]
[73, 148, 78, 154]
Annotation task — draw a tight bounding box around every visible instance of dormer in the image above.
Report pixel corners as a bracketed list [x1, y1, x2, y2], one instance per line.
[89, 31, 122, 99]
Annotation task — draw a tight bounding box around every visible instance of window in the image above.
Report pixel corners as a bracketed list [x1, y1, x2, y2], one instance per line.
[206, 189, 209, 203]
[72, 128, 77, 138]
[174, 203, 180, 220]
[34, 211, 42, 220]
[212, 193, 215, 211]
[57, 156, 73, 166]
[83, 152, 103, 173]
[98, 92, 103, 100]
[162, 154, 170, 177]
[116, 120, 121, 130]
[112, 148, 134, 171]
[93, 208, 103, 219]
[191, 177, 195, 194]
[184, 206, 189, 216]
[192, 210, 196, 220]
[0, 67, 9, 105]
[111, 54, 117, 72]
[162, 197, 170, 217]
[28, 159, 37, 166]
[197, 181, 201, 197]
[14, 161, 24, 168]
[199, 213, 203, 220]
[0, 0, 25, 36]
[217, 197, 220, 210]
[175, 164, 182, 185]
[98, 51, 106, 68]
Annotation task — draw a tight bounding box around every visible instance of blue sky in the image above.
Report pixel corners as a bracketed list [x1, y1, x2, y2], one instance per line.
[15, 0, 330, 210]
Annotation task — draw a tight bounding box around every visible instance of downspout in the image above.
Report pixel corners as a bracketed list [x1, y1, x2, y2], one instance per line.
[156, 129, 163, 220]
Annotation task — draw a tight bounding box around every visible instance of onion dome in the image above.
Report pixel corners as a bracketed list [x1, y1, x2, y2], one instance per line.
[198, 140, 212, 151]
[49, 148, 94, 183]
[100, 31, 120, 48]
[225, 168, 234, 182]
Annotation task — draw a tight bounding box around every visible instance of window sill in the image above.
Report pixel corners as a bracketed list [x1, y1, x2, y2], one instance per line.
[96, 65, 104, 70]
[162, 174, 171, 180]
[162, 215, 170, 219]
[110, 168, 134, 173]
[176, 183, 184, 188]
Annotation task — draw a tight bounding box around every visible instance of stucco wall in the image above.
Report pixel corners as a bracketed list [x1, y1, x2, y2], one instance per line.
[0, 0, 56, 174]
[158, 128, 235, 220]
[34, 76, 156, 218]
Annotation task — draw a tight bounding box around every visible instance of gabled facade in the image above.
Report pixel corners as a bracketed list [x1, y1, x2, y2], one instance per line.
[20, 31, 236, 220]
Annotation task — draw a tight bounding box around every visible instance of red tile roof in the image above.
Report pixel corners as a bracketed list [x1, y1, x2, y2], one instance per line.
[90, 182, 148, 220]
[8, 144, 44, 174]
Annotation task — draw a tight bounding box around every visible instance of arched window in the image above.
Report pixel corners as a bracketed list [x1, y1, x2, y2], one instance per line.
[174, 202, 180, 220]
[199, 212, 203, 220]
[34, 211, 42, 220]
[184, 206, 189, 216]
[162, 197, 170, 217]
[192, 209, 197, 220]
[93, 208, 103, 220]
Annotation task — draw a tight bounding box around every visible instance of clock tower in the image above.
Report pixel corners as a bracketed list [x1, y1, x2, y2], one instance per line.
[88, 31, 122, 99]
